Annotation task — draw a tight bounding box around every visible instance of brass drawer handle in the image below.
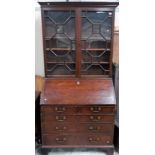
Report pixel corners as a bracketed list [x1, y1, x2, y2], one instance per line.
[55, 137, 67, 142]
[88, 126, 101, 131]
[56, 116, 66, 121]
[90, 116, 101, 121]
[55, 126, 67, 131]
[88, 137, 100, 142]
[90, 107, 101, 113]
[55, 107, 66, 112]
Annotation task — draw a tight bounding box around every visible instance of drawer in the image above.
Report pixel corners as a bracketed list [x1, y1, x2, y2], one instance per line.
[42, 122, 114, 134]
[41, 114, 114, 123]
[41, 105, 115, 115]
[42, 134, 113, 146]
[85, 134, 112, 145]
[42, 134, 73, 146]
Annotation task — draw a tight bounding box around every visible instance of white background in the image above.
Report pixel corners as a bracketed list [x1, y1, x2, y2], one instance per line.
[0, 0, 155, 155]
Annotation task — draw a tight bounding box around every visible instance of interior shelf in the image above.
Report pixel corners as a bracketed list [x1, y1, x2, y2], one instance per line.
[47, 61, 109, 64]
[83, 48, 110, 51]
[46, 48, 70, 51]
[46, 48, 110, 51]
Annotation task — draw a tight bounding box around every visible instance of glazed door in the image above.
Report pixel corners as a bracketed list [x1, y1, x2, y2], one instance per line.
[43, 10, 76, 77]
[80, 10, 113, 76]
[42, 8, 114, 77]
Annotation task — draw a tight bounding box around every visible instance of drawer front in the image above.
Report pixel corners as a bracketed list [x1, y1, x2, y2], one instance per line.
[42, 134, 112, 146]
[42, 123, 114, 134]
[42, 134, 75, 146]
[41, 114, 114, 123]
[85, 134, 112, 145]
[41, 105, 114, 115]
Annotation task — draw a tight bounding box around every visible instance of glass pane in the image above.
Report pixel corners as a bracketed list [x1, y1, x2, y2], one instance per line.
[81, 11, 112, 76]
[45, 11, 71, 24]
[81, 18, 92, 40]
[45, 18, 56, 39]
[64, 18, 75, 39]
[44, 11, 76, 76]
[87, 11, 108, 23]
[81, 64, 110, 75]
[81, 11, 112, 42]
[101, 17, 112, 41]
[51, 34, 71, 49]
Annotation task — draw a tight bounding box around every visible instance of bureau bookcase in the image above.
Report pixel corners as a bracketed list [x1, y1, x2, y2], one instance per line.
[39, 2, 118, 155]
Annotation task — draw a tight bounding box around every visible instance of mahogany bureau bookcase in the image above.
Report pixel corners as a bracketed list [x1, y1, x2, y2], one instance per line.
[38, 2, 119, 155]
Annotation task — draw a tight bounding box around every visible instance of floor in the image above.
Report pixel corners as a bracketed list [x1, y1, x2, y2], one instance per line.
[35, 146, 119, 155]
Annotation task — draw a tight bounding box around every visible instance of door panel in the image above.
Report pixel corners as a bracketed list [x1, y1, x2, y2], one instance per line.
[80, 11, 113, 76]
[43, 10, 76, 76]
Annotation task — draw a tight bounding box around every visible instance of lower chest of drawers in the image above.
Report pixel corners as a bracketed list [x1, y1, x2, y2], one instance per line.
[40, 105, 115, 146]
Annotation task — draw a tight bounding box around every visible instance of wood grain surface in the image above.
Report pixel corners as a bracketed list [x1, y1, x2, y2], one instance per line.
[41, 79, 116, 105]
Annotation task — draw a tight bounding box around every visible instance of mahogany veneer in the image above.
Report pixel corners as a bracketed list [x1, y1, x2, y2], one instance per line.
[41, 79, 116, 105]
[40, 79, 116, 154]
[38, 2, 118, 155]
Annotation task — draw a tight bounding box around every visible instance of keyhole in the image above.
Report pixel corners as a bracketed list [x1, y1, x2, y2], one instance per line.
[76, 81, 80, 85]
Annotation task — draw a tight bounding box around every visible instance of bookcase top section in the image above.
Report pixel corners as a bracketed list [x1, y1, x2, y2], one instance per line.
[38, 1, 119, 8]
